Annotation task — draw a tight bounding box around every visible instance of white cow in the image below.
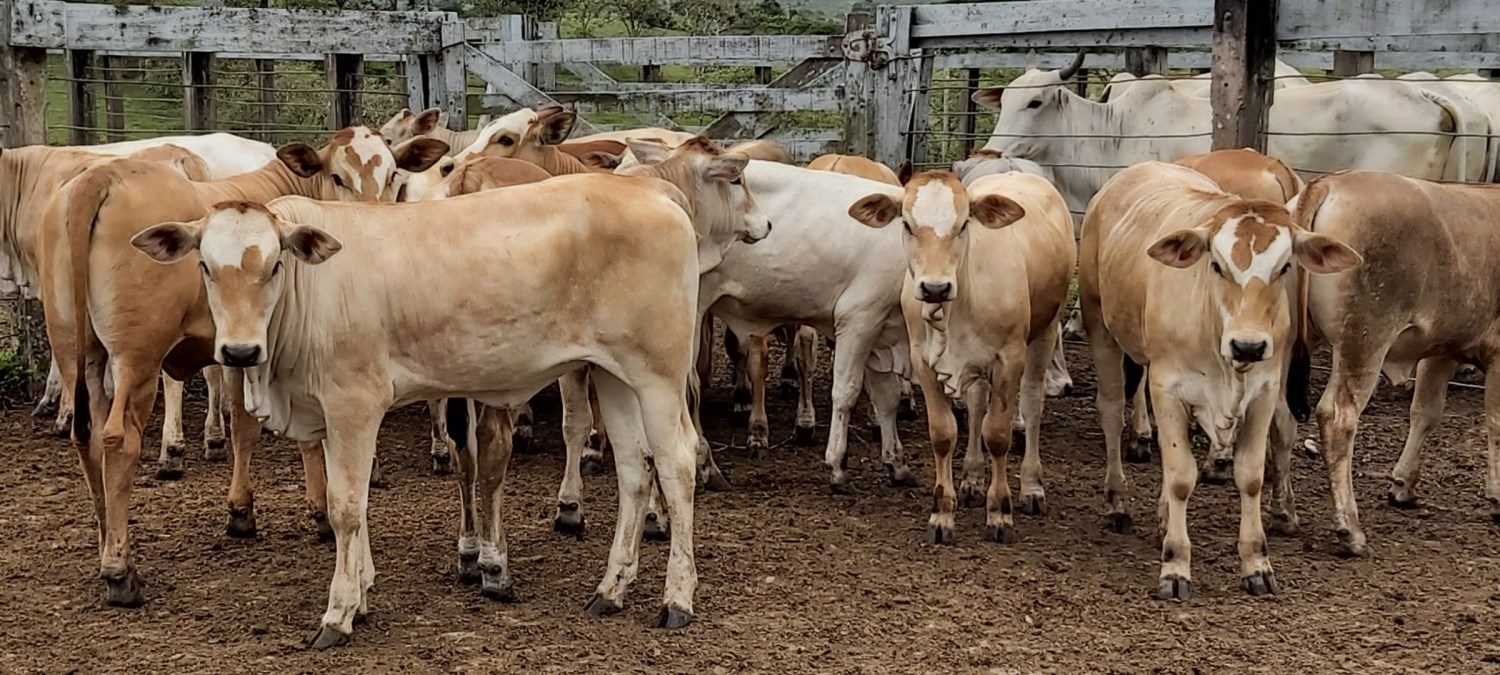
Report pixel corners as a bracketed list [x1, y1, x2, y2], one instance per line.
[1101, 60, 1311, 101]
[87, 133, 277, 179]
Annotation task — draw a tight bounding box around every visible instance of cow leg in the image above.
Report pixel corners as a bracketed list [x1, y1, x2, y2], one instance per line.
[643, 476, 671, 542]
[1085, 308, 1131, 532]
[865, 366, 913, 486]
[512, 401, 534, 455]
[629, 376, 700, 627]
[1316, 361, 1381, 558]
[225, 368, 262, 539]
[1235, 393, 1279, 597]
[956, 381, 989, 509]
[34, 355, 62, 419]
[824, 322, 879, 493]
[724, 328, 751, 423]
[1389, 357, 1459, 507]
[898, 376, 917, 421]
[474, 405, 517, 601]
[1266, 401, 1300, 536]
[1126, 375, 1154, 463]
[311, 402, 384, 649]
[686, 360, 730, 492]
[201, 365, 227, 459]
[1484, 364, 1500, 523]
[1018, 325, 1055, 516]
[746, 333, 772, 459]
[793, 326, 818, 444]
[300, 440, 332, 543]
[914, 357, 959, 544]
[450, 401, 480, 584]
[77, 343, 110, 586]
[587, 371, 609, 464]
[982, 344, 1028, 543]
[97, 360, 159, 608]
[1151, 381, 1196, 601]
[1044, 326, 1073, 397]
[583, 373, 652, 617]
[776, 324, 799, 397]
[556, 369, 592, 535]
[155, 372, 187, 480]
[427, 399, 455, 475]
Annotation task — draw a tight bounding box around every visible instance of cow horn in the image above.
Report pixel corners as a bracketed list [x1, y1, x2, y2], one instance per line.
[1057, 51, 1087, 82]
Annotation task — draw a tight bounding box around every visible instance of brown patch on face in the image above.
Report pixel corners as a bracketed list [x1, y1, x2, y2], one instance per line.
[1217, 201, 1293, 269]
[211, 200, 271, 215]
[331, 128, 355, 145]
[340, 143, 384, 197]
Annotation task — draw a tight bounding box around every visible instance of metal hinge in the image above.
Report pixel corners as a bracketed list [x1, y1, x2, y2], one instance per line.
[841, 29, 891, 70]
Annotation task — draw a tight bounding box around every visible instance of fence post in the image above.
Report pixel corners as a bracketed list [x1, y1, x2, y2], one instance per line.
[182, 52, 216, 132]
[257, 59, 277, 142]
[841, 11, 874, 157]
[101, 55, 127, 142]
[1, 0, 46, 148]
[1125, 47, 1168, 76]
[326, 53, 364, 131]
[534, 20, 557, 92]
[1210, 0, 1277, 151]
[436, 19, 468, 130]
[871, 5, 917, 169]
[68, 50, 98, 145]
[1074, 67, 1090, 96]
[958, 67, 979, 156]
[1331, 50, 1373, 77]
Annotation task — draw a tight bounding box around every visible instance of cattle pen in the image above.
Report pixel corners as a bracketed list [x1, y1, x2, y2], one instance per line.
[4, 0, 1500, 671]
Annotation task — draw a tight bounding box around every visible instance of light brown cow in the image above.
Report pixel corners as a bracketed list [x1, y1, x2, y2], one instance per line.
[810, 153, 902, 185]
[849, 170, 1075, 542]
[129, 171, 705, 645]
[1080, 161, 1358, 599]
[41, 128, 445, 607]
[1293, 171, 1500, 556]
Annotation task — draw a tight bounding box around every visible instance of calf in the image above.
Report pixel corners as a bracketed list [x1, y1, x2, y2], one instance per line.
[1080, 161, 1357, 599]
[849, 171, 1074, 542]
[131, 173, 704, 645]
[1293, 172, 1500, 556]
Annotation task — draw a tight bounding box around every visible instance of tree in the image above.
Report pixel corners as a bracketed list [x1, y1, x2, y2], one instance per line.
[563, 0, 609, 37]
[469, 0, 568, 19]
[670, 0, 740, 35]
[610, 0, 669, 36]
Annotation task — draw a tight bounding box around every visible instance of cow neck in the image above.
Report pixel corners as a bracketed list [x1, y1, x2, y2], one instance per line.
[434, 127, 482, 155]
[538, 146, 600, 176]
[195, 159, 332, 205]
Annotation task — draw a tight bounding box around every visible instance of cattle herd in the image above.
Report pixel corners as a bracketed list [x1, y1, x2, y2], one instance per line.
[3, 55, 1499, 649]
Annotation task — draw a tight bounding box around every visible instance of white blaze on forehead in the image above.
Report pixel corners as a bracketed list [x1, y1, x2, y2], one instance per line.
[909, 180, 963, 235]
[1210, 214, 1293, 285]
[199, 210, 279, 270]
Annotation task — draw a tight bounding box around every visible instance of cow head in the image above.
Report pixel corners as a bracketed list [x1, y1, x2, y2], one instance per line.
[1147, 200, 1361, 370]
[130, 202, 342, 367]
[378, 107, 444, 145]
[462, 106, 578, 167]
[621, 136, 772, 246]
[848, 171, 1025, 304]
[972, 51, 1086, 160]
[276, 127, 447, 202]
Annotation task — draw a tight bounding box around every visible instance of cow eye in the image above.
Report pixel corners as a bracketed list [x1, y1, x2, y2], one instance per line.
[396, 184, 408, 202]
[198, 260, 212, 279]
[1280, 262, 1291, 276]
[901, 219, 913, 234]
[440, 163, 455, 177]
[729, 178, 743, 186]
[498, 135, 515, 147]
[1026, 99, 1043, 109]
[1210, 261, 1222, 275]
[331, 174, 345, 188]
[271, 260, 283, 277]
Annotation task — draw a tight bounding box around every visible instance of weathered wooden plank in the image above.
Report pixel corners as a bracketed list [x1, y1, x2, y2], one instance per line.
[436, 20, 467, 130]
[183, 51, 214, 132]
[465, 45, 600, 134]
[67, 49, 96, 145]
[486, 87, 841, 113]
[911, 0, 1212, 40]
[1278, 0, 1500, 53]
[100, 53, 125, 142]
[1125, 46, 1168, 75]
[10, 0, 448, 54]
[326, 53, 362, 131]
[841, 11, 873, 156]
[0, 44, 47, 146]
[1211, 0, 1277, 151]
[871, 6, 916, 168]
[256, 57, 276, 142]
[917, 28, 1212, 51]
[932, 49, 1500, 72]
[482, 35, 838, 66]
[1331, 49, 1373, 76]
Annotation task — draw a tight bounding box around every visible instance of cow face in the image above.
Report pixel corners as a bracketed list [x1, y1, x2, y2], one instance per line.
[276, 127, 446, 202]
[972, 69, 1070, 160]
[465, 107, 579, 167]
[623, 137, 772, 245]
[378, 107, 443, 145]
[130, 202, 342, 367]
[848, 171, 1024, 304]
[1148, 201, 1361, 370]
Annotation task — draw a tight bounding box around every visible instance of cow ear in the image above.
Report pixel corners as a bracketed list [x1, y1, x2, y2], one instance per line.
[1293, 230, 1362, 274]
[580, 151, 620, 169]
[394, 137, 449, 172]
[413, 108, 443, 135]
[281, 224, 343, 265]
[706, 153, 749, 182]
[973, 87, 1004, 111]
[627, 139, 673, 165]
[896, 159, 914, 185]
[535, 107, 575, 145]
[131, 220, 202, 264]
[1147, 228, 1209, 268]
[276, 143, 324, 178]
[848, 193, 901, 228]
[970, 194, 1026, 229]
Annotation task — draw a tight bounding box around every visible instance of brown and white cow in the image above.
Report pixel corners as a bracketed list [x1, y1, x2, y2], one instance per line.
[1292, 171, 1499, 556]
[1080, 161, 1358, 599]
[130, 171, 704, 646]
[42, 127, 445, 607]
[849, 170, 1075, 542]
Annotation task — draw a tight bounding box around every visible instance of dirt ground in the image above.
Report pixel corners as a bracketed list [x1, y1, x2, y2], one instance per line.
[2, 339, 1499, 674]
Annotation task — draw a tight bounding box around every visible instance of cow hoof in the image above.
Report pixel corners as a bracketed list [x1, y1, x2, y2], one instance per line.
[584, 593, 623, 618]
[203, 437, 227, 460]
[1124, 439, 1153, 464]
[702, 467, 732, 492]
[52, 418, 71, 439]
[748, 437, 768, 461]
[581, 455, 606, 477]
[898, 397, 918, 421]
[311, 512, 334, 543]
[957, 485, 986, 510]
[31, 397, 58, 419]
[102, 569, 145, 608]
[1199, 458, 1233, 485]
[481, 571, 518, 602]
[1241, 571, 1281, 597]
[308, 625, 351, 650]
[368, 470, 389, 490]
[829, 473, 851, 495]
[643, 514, 671, 542]
[1334, 529, 1368, 558]
[1386, 491, 1419, 509]
[1019, 495, 1046, 517]
[154, 458, 185, 481]
[794, 424, 816, 445]
[431, 452, 453, 476]
[1156, 575, 1192, 601]
[656, 604, 694, 629]
[458, 553, 481, 586]
[1267, 513, 1300, 537]
[1107, 512, 1133, 534]
[927, 524, 955, 546]
[984, 523, 1018, 544]
[226, 508, 257, 539]
[1490, 498, 1500, 523]
[554, 503, 586, 537]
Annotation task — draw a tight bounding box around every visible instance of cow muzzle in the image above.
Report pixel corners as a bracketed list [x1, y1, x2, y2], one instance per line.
[917, 280, 954, 303]
[219, 343, 265, 368]
[1222, 333, 1271, 371]
[739, 218, 772, 244]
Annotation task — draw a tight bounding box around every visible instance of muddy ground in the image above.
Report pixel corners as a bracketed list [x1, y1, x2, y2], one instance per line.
[1, 338, 1498, 674]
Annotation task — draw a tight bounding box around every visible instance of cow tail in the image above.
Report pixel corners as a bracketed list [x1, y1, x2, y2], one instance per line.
[1417, 89, 1484, 183]
[1286, 178, 1334, 423]
[445, 397, 470, 451]
[65, 167, 115, 444]
[1122, 355, 1145, 400]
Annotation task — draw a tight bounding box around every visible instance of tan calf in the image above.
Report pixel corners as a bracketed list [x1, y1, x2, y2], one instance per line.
[810, 153, 902, 185]
[1081, 161, 1358, 599]
[849, 171, 1075, 542]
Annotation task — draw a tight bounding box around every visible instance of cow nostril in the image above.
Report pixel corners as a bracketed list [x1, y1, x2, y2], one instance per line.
[1230, 339, 1267, 363]
[220, 344, 262, 366]
[919, 281, 953, 302]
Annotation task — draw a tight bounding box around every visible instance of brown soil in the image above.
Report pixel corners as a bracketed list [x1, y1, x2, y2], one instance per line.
[2, 341, 1499, 674]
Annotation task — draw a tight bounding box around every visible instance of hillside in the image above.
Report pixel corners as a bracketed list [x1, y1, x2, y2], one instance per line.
[782, 0, 950, 19]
